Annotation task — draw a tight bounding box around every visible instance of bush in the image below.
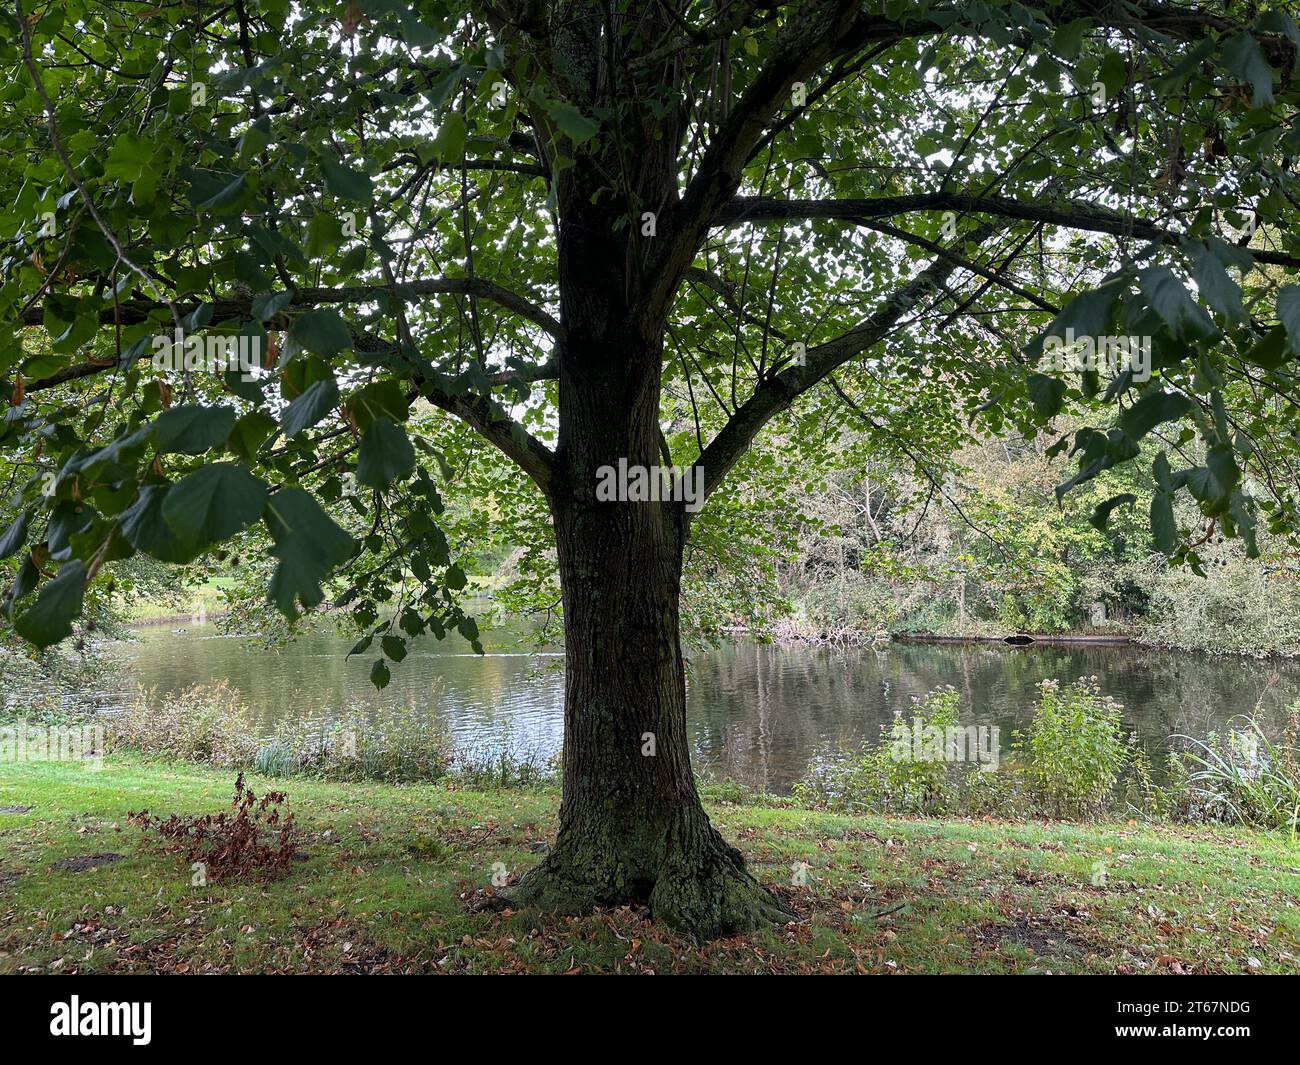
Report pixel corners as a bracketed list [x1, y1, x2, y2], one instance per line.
[1014, 678, 1131, 819]
[105, 684, 555, 787]
[792, 686, 963, 815]
[253, 741, 300, 778]
[128, 773, 300, 882]
[790, 678, 1152, 823]
[271, 710, 455, 784]
[1132, 551, 1300, 656]
[448, 743, 558, 790]
[108, 682, 255, 766]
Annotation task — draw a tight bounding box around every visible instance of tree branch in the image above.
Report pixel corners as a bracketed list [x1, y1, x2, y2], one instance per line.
[18, 277, 564, 338]
[716, 192, 1300, 270]
[647, 0, 892, 318]
[416, 377, 555, 496]
[695, 224, 994, 502]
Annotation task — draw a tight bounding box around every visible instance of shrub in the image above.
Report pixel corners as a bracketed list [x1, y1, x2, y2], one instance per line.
[448, 743, 558, 790]
[270, 709, 455, 784]
[961, 762, 1029, 818]
[128, 773, 300, 881]
[253, 740, 300, 777]
[792, 686, 963, 815]
[108, 682, 256, 766]
[1014, 677, 1130, 819]
[106, 684, 521, 786]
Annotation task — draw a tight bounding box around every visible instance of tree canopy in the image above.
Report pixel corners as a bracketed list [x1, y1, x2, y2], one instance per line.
[5, 0, 1300, 936]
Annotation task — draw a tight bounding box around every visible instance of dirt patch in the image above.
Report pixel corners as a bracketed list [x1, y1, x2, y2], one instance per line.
[0, 805, 32, 814]
[976, 916, 1097, 960]
[50, 852, 124, 872]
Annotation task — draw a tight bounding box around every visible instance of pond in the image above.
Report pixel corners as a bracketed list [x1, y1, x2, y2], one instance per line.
[90, 621, 1300, 793]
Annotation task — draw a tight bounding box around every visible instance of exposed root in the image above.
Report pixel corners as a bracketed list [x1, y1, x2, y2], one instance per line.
[488, 823, 796, 941]
[650, 828, 796, 939]
[494, 852, 608, 916]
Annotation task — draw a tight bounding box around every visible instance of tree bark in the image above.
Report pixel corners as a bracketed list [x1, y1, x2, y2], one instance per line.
[505, 485, 790, 938]
[501, 288, 791, 939]
[487, 64, 793, 933]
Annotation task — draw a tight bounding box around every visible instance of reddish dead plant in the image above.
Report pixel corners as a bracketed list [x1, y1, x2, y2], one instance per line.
[128, 773, 300, 881]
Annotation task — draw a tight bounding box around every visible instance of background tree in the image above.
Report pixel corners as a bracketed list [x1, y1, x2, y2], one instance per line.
[3, 0, 1300, 937]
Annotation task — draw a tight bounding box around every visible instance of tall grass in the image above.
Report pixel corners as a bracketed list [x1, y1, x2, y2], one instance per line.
[1173, 708, 1300, 835]
[105, 683, 553, 788]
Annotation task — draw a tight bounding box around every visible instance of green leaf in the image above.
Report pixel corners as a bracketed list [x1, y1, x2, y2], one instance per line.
[1043, 283, 1120, 344]
[228, 411, 277, 462]
[1277, 286, 1300, 355]
[306, 213, 345, 258]
[1026, 372, 1067, 418]
[1138, 266, 1216, 340]
[1089, 493, 1136, 531]
[195, 172, 249, 213]
[381, 634, 407, 662]
[103, 133, 154, 183]
[1118, 389, 1192, 441]
[346, 378, 409, 430]
[1152, 451, 1174, 492]
[1052, 18, 1091, 59]
[0, 510, 30, 559]
[6, 556, 40, 616]
[1150, 491, 1176, 552]
[320, 157, 373, 202]
[281, 377, 339, 437]
[356, 417, 415, 488]
[14, 560, 86, 648]
[154, 404, 236, 455]
[428, 112, 467, 161]
[162, 464, 267, 550]
[1222, 32, 1274, 108]
[1244, 324, 1288, 370]
[1097, 51, 1127, 96]
[252, 291, 295, 321]
[119, 485, 202, 563]
[544, 100, 600, 144]
[370, 658, 391, 689]
[1188, 243, 1245, 325]
[1186, 444, 1239, 509]
[287, 309, 352, 356]
[1230, 490, 1259, 558]
[265, 487, 356, 618]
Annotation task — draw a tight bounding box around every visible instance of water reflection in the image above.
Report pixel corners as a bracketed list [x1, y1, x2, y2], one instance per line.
[101, 625, 1300, 793]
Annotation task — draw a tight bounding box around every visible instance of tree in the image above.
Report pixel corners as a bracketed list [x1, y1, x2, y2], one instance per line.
[3, 0, 1300, 937]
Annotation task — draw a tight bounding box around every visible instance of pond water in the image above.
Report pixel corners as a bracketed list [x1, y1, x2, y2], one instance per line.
[91, 621, 1300, 793]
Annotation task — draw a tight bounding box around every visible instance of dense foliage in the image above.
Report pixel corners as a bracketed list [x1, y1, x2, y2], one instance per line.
[0, 1, 1299, 667]
[7, 0, 1300, 934]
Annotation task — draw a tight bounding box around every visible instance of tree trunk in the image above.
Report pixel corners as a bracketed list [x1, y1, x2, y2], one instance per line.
[501, 321, 791, 939]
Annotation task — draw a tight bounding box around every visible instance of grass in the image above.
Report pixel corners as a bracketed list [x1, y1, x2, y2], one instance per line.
[2, 752, 1298, 974]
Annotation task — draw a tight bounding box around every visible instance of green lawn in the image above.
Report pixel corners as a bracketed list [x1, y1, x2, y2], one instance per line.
[1, 753, 1297, 974]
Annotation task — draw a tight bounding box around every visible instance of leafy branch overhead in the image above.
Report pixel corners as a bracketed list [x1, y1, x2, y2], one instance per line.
[0, 0, 1298, 660]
